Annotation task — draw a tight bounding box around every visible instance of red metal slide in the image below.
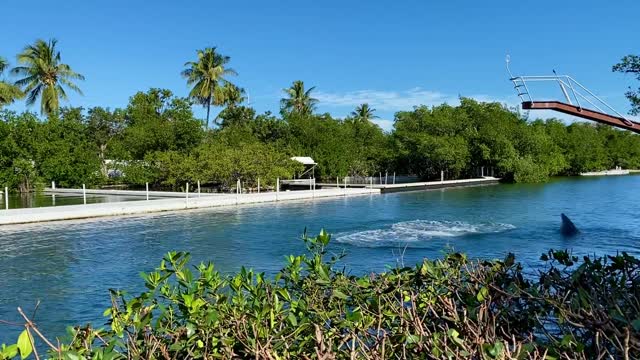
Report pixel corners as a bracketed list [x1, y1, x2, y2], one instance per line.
[522, 101, 640, 134]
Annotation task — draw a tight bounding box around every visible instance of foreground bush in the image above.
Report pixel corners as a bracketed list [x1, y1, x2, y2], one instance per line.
[2, 230, 639, 359]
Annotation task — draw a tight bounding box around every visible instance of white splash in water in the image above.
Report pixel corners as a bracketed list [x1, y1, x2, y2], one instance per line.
[335, 220, 516, 247]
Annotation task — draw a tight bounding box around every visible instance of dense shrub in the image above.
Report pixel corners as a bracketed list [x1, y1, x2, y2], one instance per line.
[1, 230, 638, 359]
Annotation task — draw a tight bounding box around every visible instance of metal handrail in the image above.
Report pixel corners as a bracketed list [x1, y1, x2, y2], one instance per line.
[506, 56, 631, 124]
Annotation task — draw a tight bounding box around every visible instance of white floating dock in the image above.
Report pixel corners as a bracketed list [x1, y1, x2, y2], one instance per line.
[580, 169, 630, 176]
[374, 177, 500, 193]
[0, 177, 501, 226]
[42, 188, 220, 198]
[317, 177, 500, 193]
[0, 188, 379, 226]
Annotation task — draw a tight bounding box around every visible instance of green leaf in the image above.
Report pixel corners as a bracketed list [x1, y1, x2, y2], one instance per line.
[332, 290, 348, 300]
[406, 334, 420, 344]
[489, 341, 504, 357]
[185, 323, 196, 338]
[346, 308, 362, 322]
[476, 287, 489, 302]
[17, 330, 32, 360]
[63, 352, 85, 360]
[206, 310, 219, 325]
[287, 313, 298, 326]
[2, 344, 18, 359]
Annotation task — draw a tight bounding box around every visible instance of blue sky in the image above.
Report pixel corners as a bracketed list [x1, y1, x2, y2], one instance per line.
[1, 0, 638, 130]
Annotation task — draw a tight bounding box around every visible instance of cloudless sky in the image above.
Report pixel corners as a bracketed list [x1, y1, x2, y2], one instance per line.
[1, 0, 638, 129]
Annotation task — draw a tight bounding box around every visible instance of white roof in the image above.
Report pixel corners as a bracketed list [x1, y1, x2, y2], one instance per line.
[291, 157, 316, 165]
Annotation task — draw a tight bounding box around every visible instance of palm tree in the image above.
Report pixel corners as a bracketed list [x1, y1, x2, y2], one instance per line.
[182, 47, 237, 128]
[351, 103, 378, 123]
[280, 80, 318, 115]
[11, 39, 84, 116]
[222, 83, 246, 109]
[0, 57, 23, 108]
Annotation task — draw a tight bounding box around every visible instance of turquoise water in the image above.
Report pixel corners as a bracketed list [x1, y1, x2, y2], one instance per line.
[1, 176, 640, 343]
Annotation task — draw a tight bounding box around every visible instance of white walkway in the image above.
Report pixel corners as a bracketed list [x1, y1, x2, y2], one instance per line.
[0, 188, 379, 225]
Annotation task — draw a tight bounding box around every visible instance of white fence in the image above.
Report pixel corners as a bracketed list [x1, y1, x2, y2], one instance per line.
[344, 174, 420, 185]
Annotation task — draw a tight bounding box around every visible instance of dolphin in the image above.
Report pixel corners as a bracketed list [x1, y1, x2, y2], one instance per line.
[560, 213, 579, 236]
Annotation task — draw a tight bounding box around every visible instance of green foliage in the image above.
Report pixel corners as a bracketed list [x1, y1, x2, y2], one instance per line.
[613, 54, 640, 115]
[284, 111, 389, 178]
[3, 231, 639, 359]
[4, 45, 640, 191]
[3, 42, 640, 190]
[15, 331, 31, 360]
[182, 47, 237, 127]
[0, 56, 23, 108]
[120, 89, 204, 160]
[140, 141, 302, 189]
[3, 92, 640, 191]
[219, 82, 246, 109]
[85, 107, 126, 176]
[350, 103, 378, 123]
[280, 80, 318, 116]
[35, 108, 102, 188]
[0, 111, 39, 192]
[392, 98, 640, 182]
[11, 39, 84, 116]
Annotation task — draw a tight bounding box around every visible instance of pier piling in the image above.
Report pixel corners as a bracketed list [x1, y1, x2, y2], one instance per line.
[186, 182, 189, 208]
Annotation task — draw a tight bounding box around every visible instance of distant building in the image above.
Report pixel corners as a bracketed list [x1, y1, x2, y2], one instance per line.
[291, 157, 317, 179]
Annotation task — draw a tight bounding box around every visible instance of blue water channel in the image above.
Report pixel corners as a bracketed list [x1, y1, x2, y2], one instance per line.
[1, 176, 640, 343]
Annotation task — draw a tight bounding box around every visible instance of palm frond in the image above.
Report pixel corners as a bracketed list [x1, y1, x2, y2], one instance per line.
[281, 80, 318, 115]
[14, 74, 38, 87]
[182, 46, 238, 124]
[25, 84, 42, 106]
[56, 84, 68, 101]
[0, 81, 24, 107]
[0, 57, 7, 73]
[60, 77, 84, 96]
[12, 38, 83, 115]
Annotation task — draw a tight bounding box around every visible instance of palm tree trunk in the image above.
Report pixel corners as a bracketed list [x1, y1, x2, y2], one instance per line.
[206, 100, 211, 129]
